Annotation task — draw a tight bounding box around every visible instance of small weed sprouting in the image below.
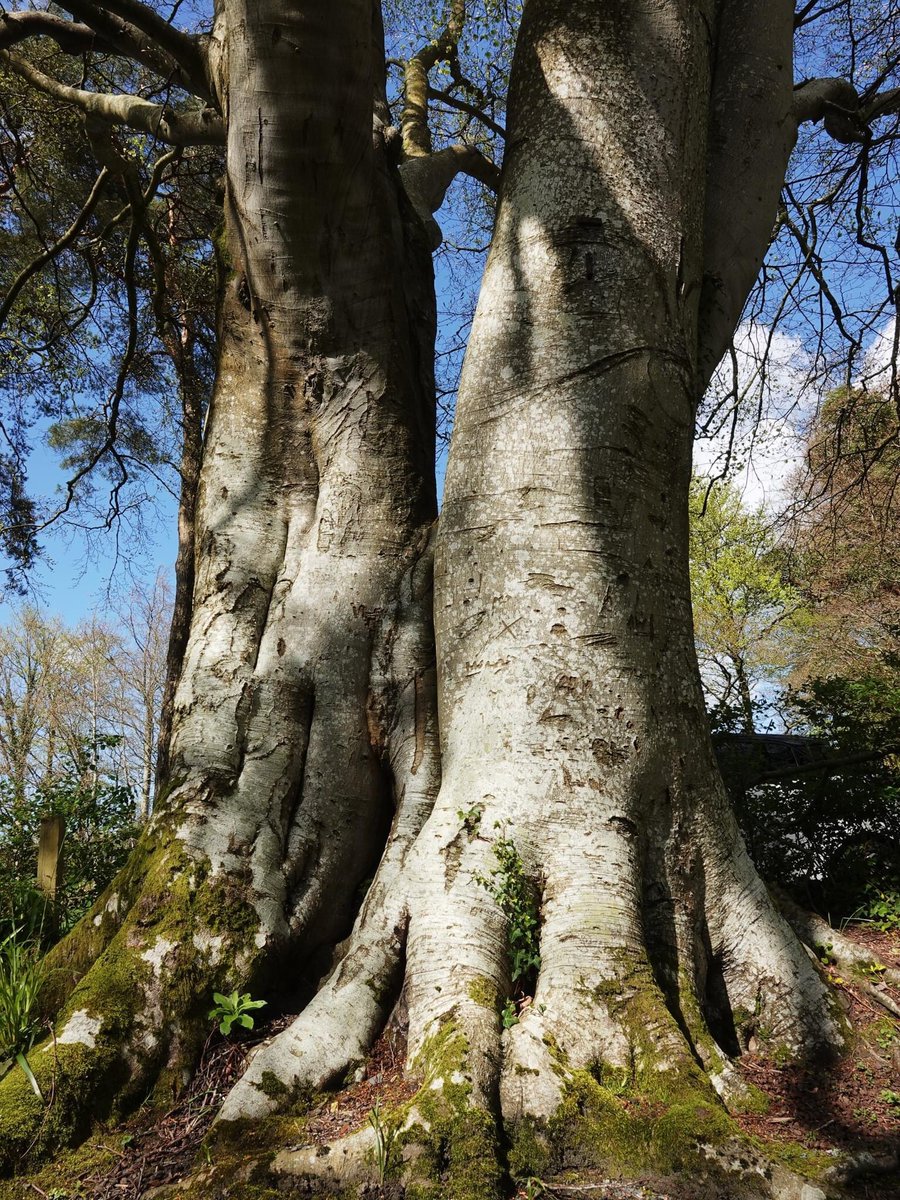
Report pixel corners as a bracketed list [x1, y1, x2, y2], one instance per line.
[875, 1021, 896, 1052]
[521, 1177, 548, 1199]
[0, 926, 45, 1100]
[476, 835, 541, 986]
[815, 942, 837, 967]
[208, 989, 266, 1036]
[477, 832, 541, 1026]
[501, 998, 519, 1029]
[368, 1096, 395, 1184]
[881, 1088, 900, 1111]
[457, 804, 484, 835]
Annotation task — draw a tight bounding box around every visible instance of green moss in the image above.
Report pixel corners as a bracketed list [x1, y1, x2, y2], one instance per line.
[193, 872, 260, 944]
[0, 827, 271, 1174]
[675, 970, 725, 1076]
[257, 1071, 291, 1101]
[507, 1114, 552, 1180]
[752, 1136, 833, 1180]
[728, 1081, 771, 1116]
[0, 1130, 121, 1198]
[769, 1043, 794, 1068]
[37, 829, 160, 1020]
[509, 1068, 734, 1184]
[373, 1020, 505, 1200]
[467, 975, 500, 1011]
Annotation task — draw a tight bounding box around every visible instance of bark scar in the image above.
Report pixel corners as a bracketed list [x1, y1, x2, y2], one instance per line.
[412, 671, 425, 775]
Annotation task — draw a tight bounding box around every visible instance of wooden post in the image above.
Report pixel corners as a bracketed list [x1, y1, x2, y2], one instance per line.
[37, 814, 64, 900]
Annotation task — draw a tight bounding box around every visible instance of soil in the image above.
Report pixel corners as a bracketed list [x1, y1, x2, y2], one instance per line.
[8, 924, 900, 1200]
[732, 926, 900, 1200]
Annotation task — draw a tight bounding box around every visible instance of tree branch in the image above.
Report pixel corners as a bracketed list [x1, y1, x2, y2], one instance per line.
[747, 744, 899, 788]
[399, 143, 498, 248]
[60, 0, 206, 94]
[794, 77, 900, 142]
[427, 85, 506, 139]
[0, 167, 110, 332]
[401, 0, 466, 158]
[697, 0, 795, 392]
[0, 50, 223, 145]
[0, 11, 100, 56]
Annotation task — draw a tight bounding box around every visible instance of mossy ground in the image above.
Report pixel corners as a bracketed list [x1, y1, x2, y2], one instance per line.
[2, 918, 897, 1198]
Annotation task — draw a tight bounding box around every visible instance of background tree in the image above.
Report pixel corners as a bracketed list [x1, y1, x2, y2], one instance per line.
[787, 386, 900, 683]
[689, 477, 807, 731]
[0, 737, 139, 944]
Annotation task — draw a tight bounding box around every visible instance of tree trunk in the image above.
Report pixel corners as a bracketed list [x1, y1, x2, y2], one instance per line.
[734, 655, 757, 734]
[217, 4, 842, 1197]
[0, 3, 848, 1196]
[0, 0, 440, 1167]
[155, 354, 203, 788]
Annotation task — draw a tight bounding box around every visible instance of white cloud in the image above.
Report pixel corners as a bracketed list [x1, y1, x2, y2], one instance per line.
[695, 319, 900, 514]
[694, 323, 814, 512]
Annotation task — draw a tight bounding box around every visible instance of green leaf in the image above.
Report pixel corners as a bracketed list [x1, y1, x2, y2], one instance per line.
[15, 1051, 42, 1101]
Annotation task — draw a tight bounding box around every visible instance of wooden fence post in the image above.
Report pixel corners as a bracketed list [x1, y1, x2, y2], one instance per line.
[37, 813, 65, 904]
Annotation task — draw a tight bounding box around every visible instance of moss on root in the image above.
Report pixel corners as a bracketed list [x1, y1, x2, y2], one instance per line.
[507, 1067, 735, 1183]
[466, 975, 500, 1011]
[750, 1137, 834, 1182]
[366, 1020, 505, 1200]
[0, 825, 270, 1176]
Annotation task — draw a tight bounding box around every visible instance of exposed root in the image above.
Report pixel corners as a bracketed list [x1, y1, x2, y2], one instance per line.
[217, 903, 406, 1121]
[271, 1123, 378, 1192]
[774, 887, 900, 1014]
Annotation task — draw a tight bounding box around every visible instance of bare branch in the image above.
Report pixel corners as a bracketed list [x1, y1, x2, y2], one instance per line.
[0, 11, 101, 55]
[0, 49, 223, 145]
[862, 87, 900, 123]
[59, 0, 206, 94]
[0, 167, 110, 331]
[427, 85, 506, 139]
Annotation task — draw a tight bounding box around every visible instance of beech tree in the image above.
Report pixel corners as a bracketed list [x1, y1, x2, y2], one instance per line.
[0, 1, 899, 1197]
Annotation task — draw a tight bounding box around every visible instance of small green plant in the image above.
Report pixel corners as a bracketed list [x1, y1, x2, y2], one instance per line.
[457, 804, 484, 834]
[0, 927, 45, 1099]
[856, 959, 887, 977]
[501, 998, 519, 1029]
[476, 835, 541, 985]
[875, 1021, 897, 1052]
[368, 1097, 395, 1184]
[815, 942, 837, 967]
[208, 989, 266, 1036]
[520, 1178, 548, 1199]
[857, 884, 900, 932]
[881, 1088, 900, 1111]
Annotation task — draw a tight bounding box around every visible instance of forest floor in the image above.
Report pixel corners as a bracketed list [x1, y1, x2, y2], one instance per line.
[5, 924, 899, 1200]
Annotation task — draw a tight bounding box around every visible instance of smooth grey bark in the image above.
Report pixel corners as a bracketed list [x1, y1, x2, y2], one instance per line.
[220, 11, 841, 1199]
[0, 0, 870, 1191]
[0, 0, 442, 1166]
